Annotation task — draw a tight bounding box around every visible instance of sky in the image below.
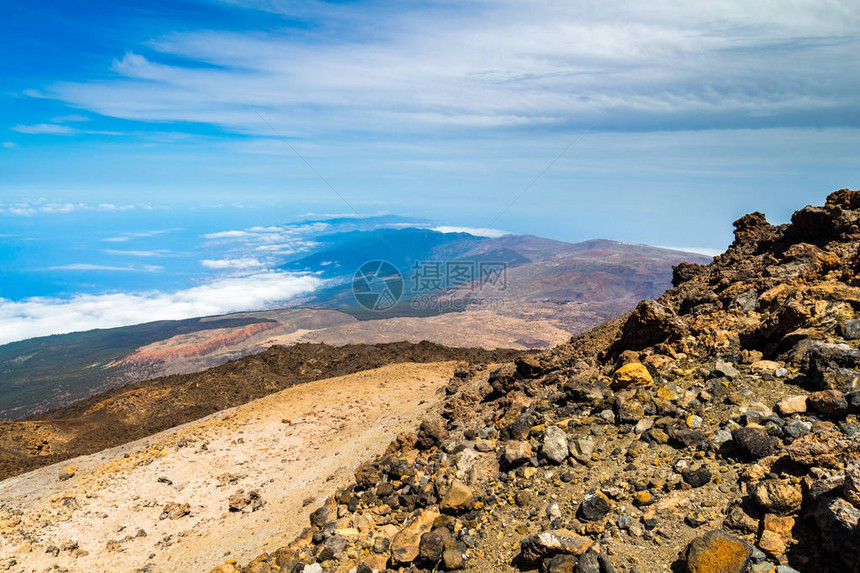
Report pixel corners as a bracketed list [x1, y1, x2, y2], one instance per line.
[1, 0, 859, 342]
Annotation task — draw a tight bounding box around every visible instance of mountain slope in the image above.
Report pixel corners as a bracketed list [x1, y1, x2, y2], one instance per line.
[209, 189, 860, 573]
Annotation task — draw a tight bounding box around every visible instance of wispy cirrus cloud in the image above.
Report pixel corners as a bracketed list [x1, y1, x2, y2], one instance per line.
[0, 201, 144, 216]
[32, 1, 860, 137]
[104, 249, 172, 257]
[46, 263, 164, 272]
[102, 228, 182, 242]
[12, 123, 75, 135]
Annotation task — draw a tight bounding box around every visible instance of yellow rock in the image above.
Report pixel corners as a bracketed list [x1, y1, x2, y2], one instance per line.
[612, 363, 653, 389]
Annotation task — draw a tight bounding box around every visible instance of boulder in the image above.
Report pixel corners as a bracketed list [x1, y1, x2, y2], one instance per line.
[416, 419, 448, 450]
[775, 395, 807, 416]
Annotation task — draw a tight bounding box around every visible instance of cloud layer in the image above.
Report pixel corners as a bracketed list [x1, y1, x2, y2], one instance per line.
[0, 272, 323, 345]
[35, 1, 860, 136]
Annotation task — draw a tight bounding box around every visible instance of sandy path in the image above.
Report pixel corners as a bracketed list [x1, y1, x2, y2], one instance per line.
[0, 362, 456, 573]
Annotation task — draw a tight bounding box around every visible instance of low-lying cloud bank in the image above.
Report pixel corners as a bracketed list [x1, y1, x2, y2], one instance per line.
[0, 272, 323, 345]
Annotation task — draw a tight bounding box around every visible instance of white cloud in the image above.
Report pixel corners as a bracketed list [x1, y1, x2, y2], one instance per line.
[432, 226, 509, 238]
[203, 230, 250, 239]
[47, 263, 164, 272]
[656, 246, 725, 257]
[201, 257, 265, 270]
[0, 271, 323, 344]
[1, 142, 16, 149]
[11, 123, 76, 135]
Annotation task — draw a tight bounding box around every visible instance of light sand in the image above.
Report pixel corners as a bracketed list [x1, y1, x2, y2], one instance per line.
[0, 362, 456, 572]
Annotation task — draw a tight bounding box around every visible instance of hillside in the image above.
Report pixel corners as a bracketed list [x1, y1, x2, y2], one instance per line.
[207, 189, 859, 573]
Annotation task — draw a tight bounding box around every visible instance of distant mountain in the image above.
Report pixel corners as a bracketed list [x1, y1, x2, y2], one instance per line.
[0, 228, 711, 419]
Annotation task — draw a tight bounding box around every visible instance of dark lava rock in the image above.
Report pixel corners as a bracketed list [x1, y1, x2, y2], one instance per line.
[682, 467, 712, 488]
[416, 419, 448, 450]
[418, 527, 453, 563]
[576, 551, 601, 573]
[516, 356, 544, 379]
[812, 496, 860, 572]
[731, 427, 776, 459]
[546, 554, 578, 573]
[578, 490, 611, 521]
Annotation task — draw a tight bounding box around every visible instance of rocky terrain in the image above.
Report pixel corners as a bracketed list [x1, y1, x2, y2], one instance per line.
[201, 190, 860, 573]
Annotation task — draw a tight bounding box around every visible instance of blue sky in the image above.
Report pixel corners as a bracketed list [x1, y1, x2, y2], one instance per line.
[0, 0, 859, 341]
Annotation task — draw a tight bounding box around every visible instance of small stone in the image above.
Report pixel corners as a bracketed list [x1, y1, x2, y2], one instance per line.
[161, 502, 190, 520]
[578, 490, 611, 521]
[519, 530, 591, 563]
[569, 438, 594, 463]
[475, 439, 494, 452]
[775, 395, 807, 416]
[686, 508, 711, 527]
[612, 363, 653, 390]
[843, 462, 860, 507]
[440, 481, 475, 514]
[808, 390, 849, 417]
[541, 426, 569, 464]
[504, 440, 533, 467]
[418, 527, 453, 562]
[686, 415, 704, 429]
[751, 480, 802, 515]
[633, 491, 654, 506]
[228, 490, 263, 513]
[683, 530, 752, 573]
[840, 319, 860, 340]
[712, 359, 740, 380]
[784, 420, 812, 439]
[682, 467, 712, 488]
[732, 427, 776, 459]
[58, 465, 77, 481]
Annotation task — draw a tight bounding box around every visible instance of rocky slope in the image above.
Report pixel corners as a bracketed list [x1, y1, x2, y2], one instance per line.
[213, 190, 860, 573]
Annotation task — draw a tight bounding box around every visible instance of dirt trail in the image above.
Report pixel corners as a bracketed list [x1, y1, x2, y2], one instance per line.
[0, 362, 457, 573]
